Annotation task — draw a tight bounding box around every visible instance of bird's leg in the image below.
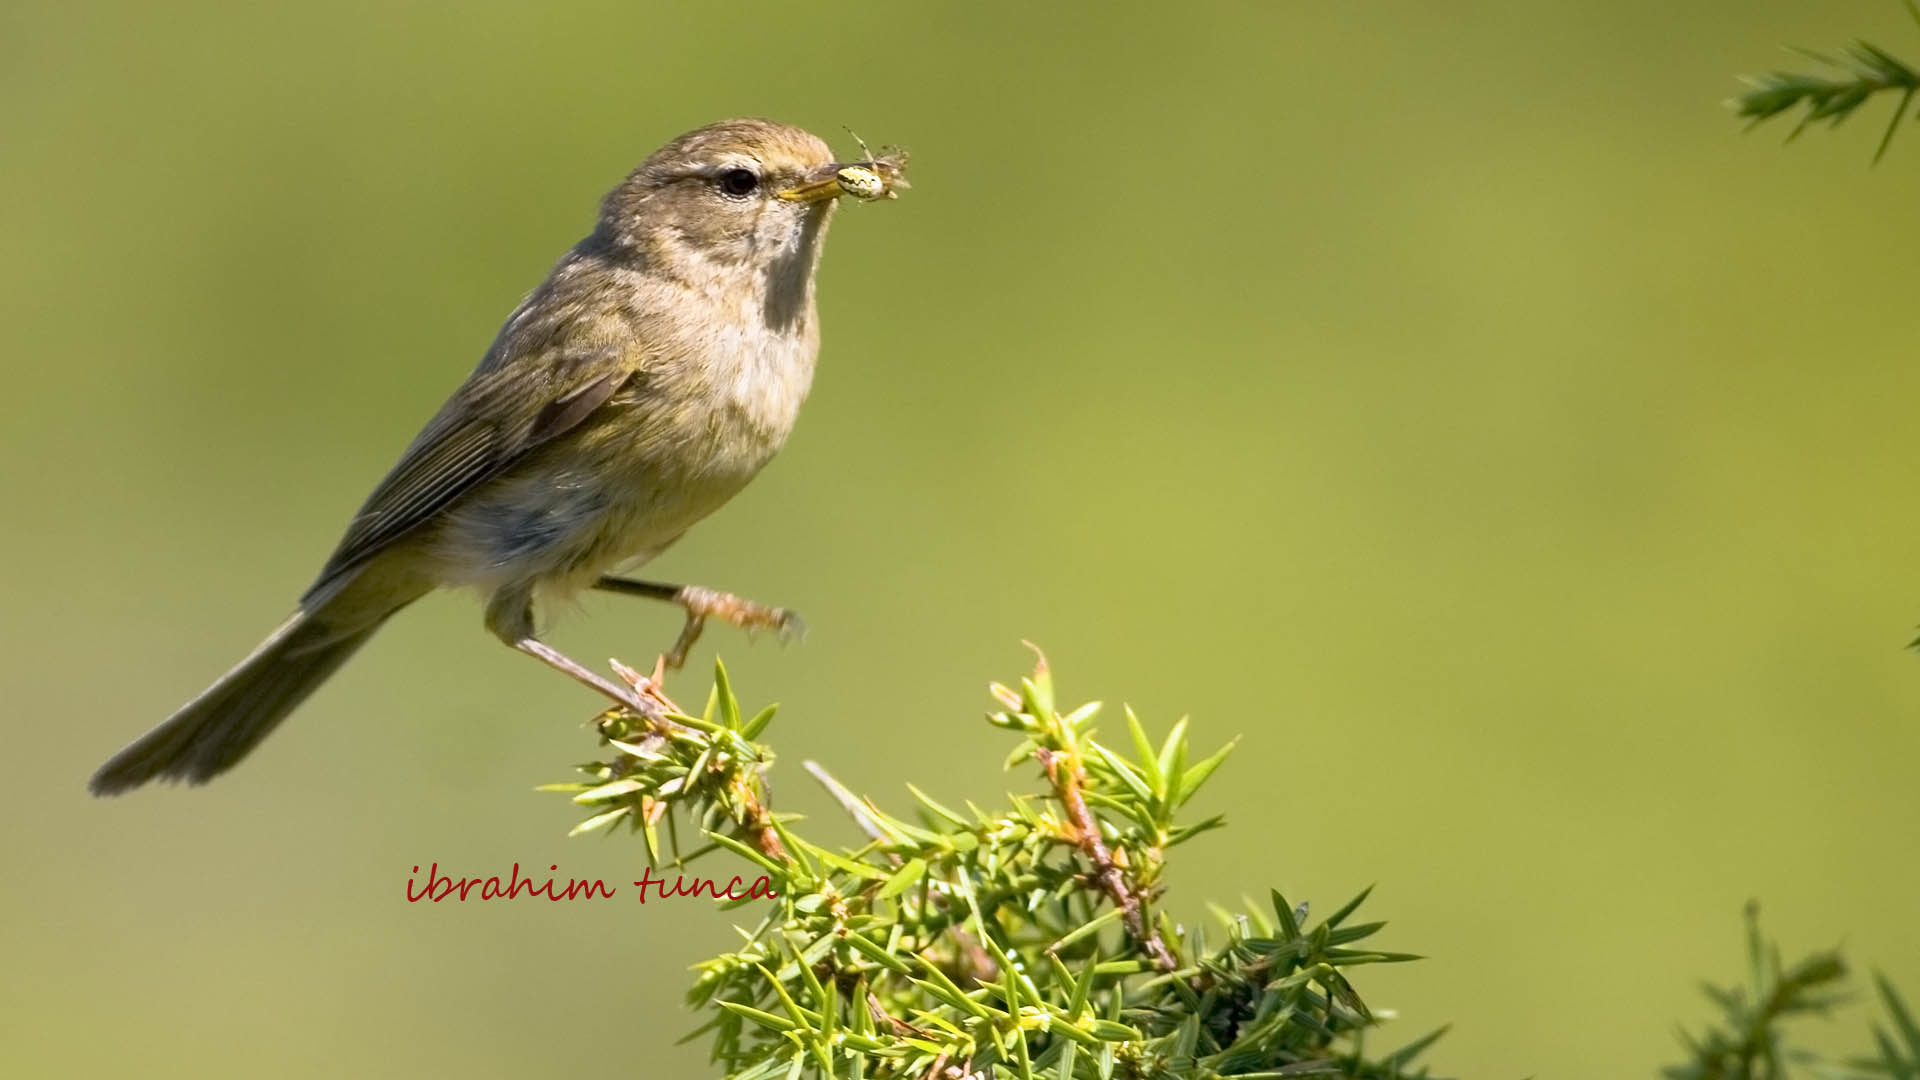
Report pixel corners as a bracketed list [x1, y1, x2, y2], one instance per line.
[512, 637, 650, 712]
[593, 576, 804, 670]
[486, 586, 668, 721]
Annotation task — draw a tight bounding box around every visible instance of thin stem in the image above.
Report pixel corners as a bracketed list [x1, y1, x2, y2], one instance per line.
[1037, 746, 1177, 973]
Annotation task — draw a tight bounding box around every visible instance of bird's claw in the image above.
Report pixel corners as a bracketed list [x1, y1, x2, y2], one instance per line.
[735, 605, 806, 646]
[660, 586, 805, 670]
[767, 608, 806, 644]
[608, 656, 661, 695]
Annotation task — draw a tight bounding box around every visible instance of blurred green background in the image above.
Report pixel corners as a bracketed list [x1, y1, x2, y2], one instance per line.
[5, 1, 1918, 1075]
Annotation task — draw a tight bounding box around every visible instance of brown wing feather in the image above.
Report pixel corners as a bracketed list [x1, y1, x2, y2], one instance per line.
[303, 365, 628, 600]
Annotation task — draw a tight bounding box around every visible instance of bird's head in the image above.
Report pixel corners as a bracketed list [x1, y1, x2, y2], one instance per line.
[598, 118, 906, 275]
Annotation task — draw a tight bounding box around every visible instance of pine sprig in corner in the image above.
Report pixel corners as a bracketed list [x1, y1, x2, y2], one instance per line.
[1731, 1, 1920, 162]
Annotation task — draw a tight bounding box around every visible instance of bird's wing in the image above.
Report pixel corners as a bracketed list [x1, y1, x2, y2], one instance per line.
[302, 342, 632, 601]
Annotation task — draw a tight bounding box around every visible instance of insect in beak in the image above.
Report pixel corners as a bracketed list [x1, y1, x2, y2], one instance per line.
[778, 140, 910, 203]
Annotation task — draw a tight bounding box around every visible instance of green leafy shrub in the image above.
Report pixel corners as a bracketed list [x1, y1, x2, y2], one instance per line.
[545, 651, 1444, 1080]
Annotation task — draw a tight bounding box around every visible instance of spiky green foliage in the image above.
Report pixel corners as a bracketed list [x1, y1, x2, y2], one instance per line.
[546, 652, 1444, 1079]
[1668, 904, 1920, 1080]
[1730, 1, 1920, 162]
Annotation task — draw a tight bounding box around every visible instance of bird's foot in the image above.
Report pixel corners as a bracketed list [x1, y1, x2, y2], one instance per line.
[663, 586, 805, 670]
[608, 655, 675, 706]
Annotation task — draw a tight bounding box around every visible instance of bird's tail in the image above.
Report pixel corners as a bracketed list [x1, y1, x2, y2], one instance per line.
[89, 609, 389, 796]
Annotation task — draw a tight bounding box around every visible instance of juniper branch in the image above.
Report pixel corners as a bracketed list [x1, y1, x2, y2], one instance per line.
[546, 650, 1440, 1079]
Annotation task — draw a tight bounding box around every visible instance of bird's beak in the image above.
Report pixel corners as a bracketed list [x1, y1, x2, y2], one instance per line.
[777, 163, 863, 203]
[777, 160, 908, 203]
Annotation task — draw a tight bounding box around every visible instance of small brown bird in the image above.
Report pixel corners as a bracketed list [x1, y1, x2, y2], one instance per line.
[90, 118, 906, 796]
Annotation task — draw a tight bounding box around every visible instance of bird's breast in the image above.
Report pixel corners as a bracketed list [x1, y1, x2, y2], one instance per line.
[713, 318, 819, 455]
[594, 311, 818, 540]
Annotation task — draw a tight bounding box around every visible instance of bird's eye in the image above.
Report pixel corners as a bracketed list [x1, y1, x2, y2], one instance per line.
[716, 168, 760, 197]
